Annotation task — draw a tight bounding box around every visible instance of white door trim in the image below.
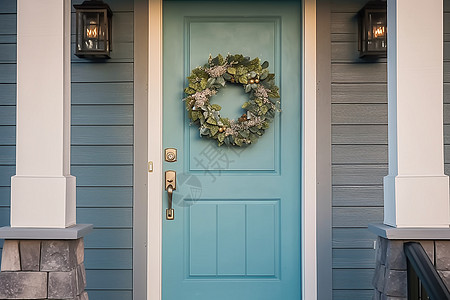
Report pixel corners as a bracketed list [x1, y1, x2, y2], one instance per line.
[146, 0, 318, 298]
[147, 0, 163, 299]
[302, 0, 317, 299]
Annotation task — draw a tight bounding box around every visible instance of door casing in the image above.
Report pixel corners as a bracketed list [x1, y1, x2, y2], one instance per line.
[146, 0, 319, 299]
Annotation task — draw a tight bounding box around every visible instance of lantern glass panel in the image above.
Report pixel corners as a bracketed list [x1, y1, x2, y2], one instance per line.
[76, 10, 108, 53]
[367, 11, 387, 51]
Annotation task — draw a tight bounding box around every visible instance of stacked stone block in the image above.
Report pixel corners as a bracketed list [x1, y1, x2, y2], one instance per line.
[373, 237, 450, 300]
[0, 238, 88, 300]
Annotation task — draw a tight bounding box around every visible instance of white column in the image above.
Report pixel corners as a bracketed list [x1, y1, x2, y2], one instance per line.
[11, 0, 75, 228]
[384, 0, 449, 228]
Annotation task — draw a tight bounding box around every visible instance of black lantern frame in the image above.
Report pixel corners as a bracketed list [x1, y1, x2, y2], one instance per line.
[358, 0, 387, 58]
[74, 0, 112, 58]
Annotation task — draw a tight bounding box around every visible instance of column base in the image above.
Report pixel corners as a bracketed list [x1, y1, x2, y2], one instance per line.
[372, 237, 450, 300]
[11, 175, 76, 228]
[384, 175, 450, 228]
[370, 224, 450, 299]
[0, 238, 88, 300]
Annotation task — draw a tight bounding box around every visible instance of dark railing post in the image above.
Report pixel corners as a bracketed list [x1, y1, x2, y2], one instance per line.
[404, 242, 450, 300]
[407, 259, 420, 300]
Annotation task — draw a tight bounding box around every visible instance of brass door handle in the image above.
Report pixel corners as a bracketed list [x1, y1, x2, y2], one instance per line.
[165, 170, 176, 220]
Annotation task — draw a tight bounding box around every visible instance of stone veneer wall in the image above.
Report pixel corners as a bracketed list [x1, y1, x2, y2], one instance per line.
[0, 238, 87, 299]
[373, 237, 450, 299]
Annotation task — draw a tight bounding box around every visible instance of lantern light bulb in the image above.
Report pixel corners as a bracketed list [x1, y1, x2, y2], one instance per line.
[86, 26, 98, 38]
[373, 26, 385, 38]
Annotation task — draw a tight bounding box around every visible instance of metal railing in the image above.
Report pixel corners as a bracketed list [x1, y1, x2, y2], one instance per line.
[404, 242, 450, 300]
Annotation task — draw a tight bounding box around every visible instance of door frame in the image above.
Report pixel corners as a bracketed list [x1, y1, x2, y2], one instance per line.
[145, 0, 321, 299]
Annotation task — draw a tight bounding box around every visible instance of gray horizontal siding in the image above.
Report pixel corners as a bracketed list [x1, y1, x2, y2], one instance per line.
[0, 0, 16, 275]
[331, 1, 386, 298]
[331, 2, 450, 300]
[0, 1, 135, 299]
[332, 84, 387, 103]
[71, 4, 135, 298]
[333, 186, 383, 207]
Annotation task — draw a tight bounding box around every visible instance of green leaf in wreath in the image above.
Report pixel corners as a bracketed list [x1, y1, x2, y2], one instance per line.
[208, 124, 219, 136]
[242, 102, 249, 109]
[216, 76, 226, 86]
[227, 67, 236, 75]
[223, 73, 232, 80]
[224, 135, 231, 146]
[211, 56, 220, 66]
[218, 132, 225, 143]
[262, 61, 269, 69]
[245, 85, 252, 93]
[248, 59, 262, 72]
[217, 54, 225, 65]
[246, 104, 258, 113]
[211, 104, 222, 111]
[184, 87, 196, 95]
[249, 127, 258, 133]
[260, 70, 269, 80]
[221, 118, 230, 126]
[206, 77, 216, 88]
[191, 111, 201, 121]
[200, 78, 208, 90]
[249, 133, 258, 143]
[238, 76, 248, 84]
[268, 87, 280, 98]
[235, 138, 243, 147]
[192, 67, 208, 79]
[261, 105, 269, 115]
[236, 66, 246, 76]
[262, 121, 270, 129]
[206, 117, 217, 125]
[239, 130, 249, 138]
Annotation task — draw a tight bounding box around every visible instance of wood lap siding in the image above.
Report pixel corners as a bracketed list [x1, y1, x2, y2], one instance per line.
[71, 0, 134, 299]
[0, 1, 134, 299]
[331, 1, 450, 299]
[331, 0, 385, 299]
[0, 0, 16, 267]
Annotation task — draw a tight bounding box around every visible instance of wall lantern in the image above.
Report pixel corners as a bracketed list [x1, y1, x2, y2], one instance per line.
[358, 0, 387, 58]
[74, 0, 112, 58]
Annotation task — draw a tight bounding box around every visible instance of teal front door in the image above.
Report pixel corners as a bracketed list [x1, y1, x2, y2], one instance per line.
[162, 1, 302, 299]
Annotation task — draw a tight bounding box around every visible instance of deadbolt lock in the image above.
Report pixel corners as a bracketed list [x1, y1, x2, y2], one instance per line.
[165, 148, 177, 162]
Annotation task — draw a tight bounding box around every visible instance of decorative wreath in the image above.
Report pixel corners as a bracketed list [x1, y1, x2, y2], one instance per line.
[183, 54, 281, 147]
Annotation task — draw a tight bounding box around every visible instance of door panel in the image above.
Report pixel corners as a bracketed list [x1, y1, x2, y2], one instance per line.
[186, 200, 279, 277]
[187, 17, 280, 172]
[163, 1, 301, 299]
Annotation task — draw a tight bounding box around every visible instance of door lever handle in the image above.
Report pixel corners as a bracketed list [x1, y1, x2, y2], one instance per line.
[165, 170, 176, 220]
